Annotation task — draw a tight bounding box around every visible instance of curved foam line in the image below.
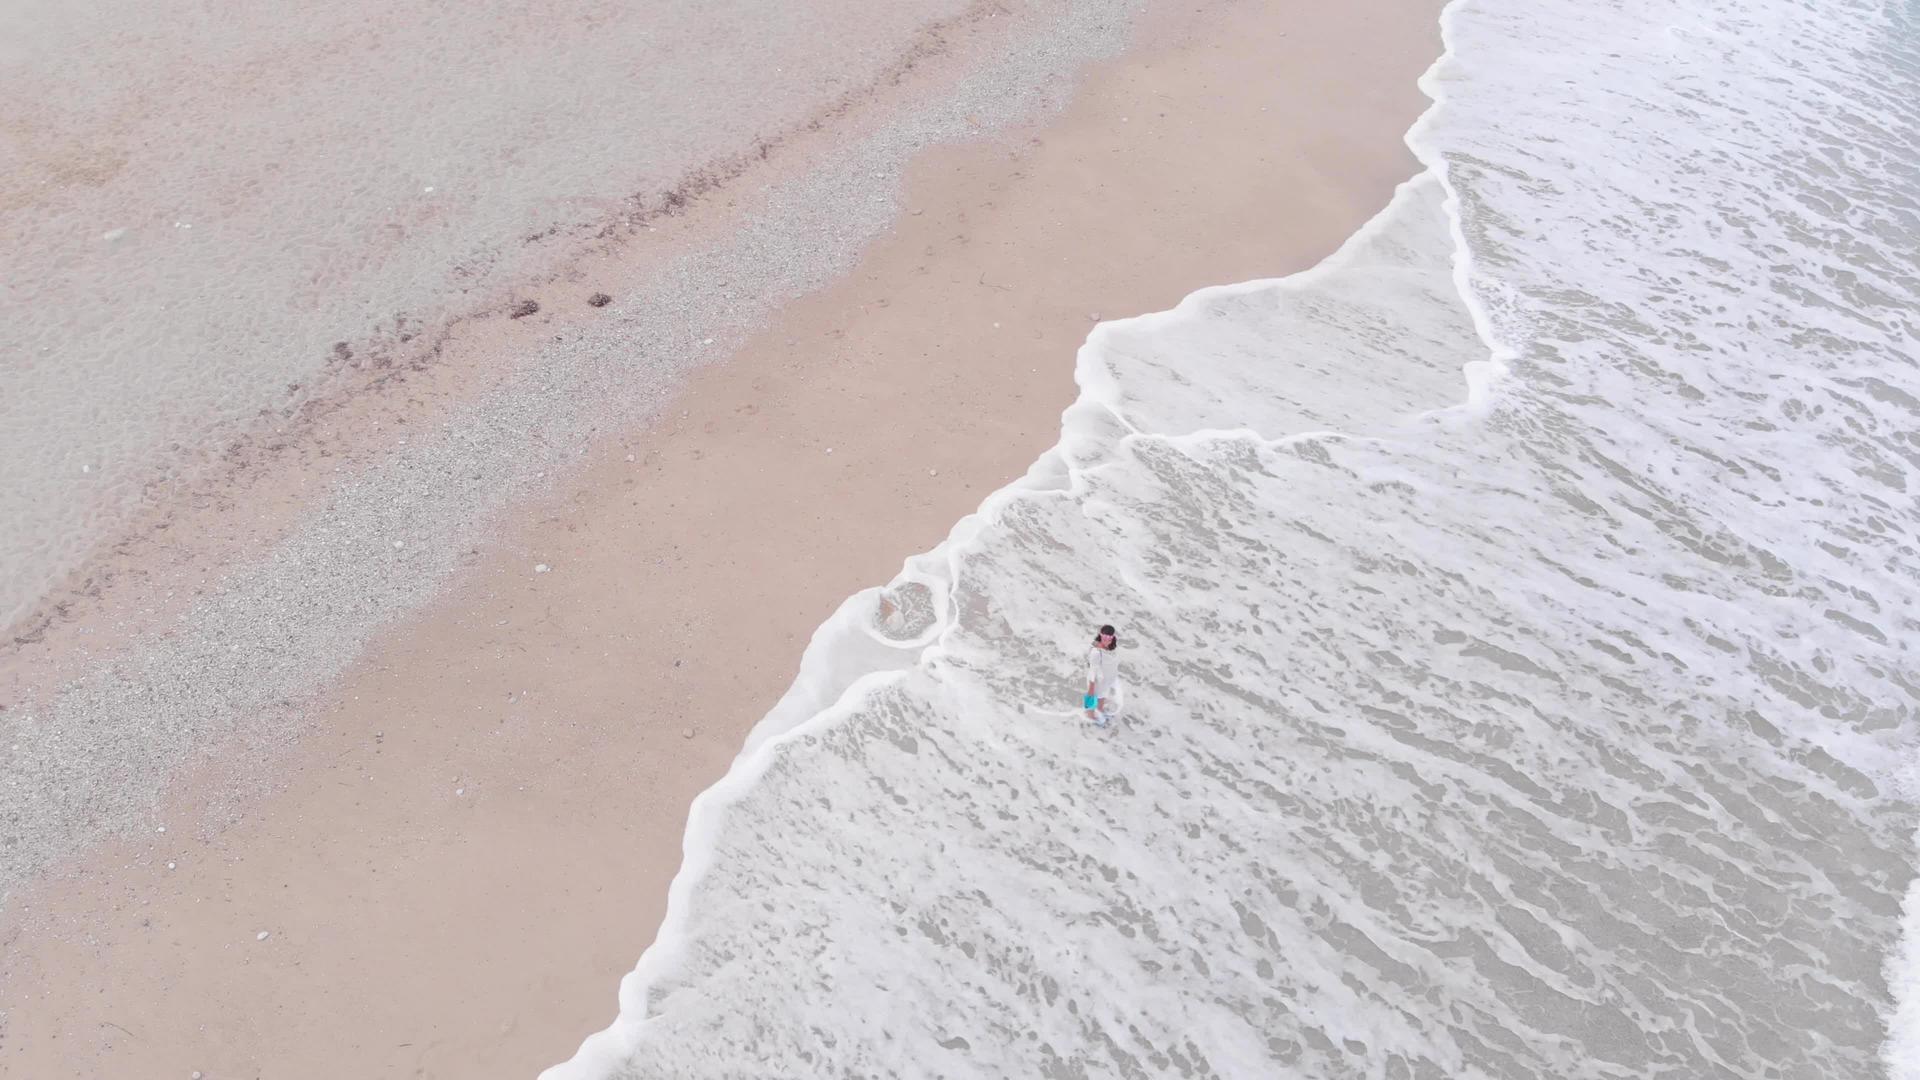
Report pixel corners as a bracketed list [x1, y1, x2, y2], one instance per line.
[1407, 0, 1517, 416]
[542, 5, 1506, 1073]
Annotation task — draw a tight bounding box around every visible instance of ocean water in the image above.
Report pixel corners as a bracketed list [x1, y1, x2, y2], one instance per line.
[550, 0, 1920, 1075]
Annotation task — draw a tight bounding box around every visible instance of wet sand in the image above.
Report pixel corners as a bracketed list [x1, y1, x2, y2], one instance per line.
[0, 0, 1442, 1076]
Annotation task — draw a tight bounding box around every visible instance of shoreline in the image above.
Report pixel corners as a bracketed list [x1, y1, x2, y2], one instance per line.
[0, 1, 1444, 1076]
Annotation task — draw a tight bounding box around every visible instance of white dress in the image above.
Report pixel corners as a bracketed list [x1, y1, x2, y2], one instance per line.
[1086, 645, 1122, 710]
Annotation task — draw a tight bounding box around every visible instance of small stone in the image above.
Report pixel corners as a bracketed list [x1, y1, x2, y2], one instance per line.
[825, 447, 833, 454]
[193, 1071, 204, 1079]
[102, 227, 127, 241]
[509, 299, 539, 319]
[156, 826, 165, 833]
[455, 787, 465, 796]
[392, 540, 405, 549]
[928, 468, 938, 477]
[167, 862, 176, 870]
[625, 454, 635, 462]
[534, 564, 551, 573]
[256, 931, 270, 941]
[703, 337, 714, 345]
[588, 292, 612, 308]
[681, 728, 694, 739]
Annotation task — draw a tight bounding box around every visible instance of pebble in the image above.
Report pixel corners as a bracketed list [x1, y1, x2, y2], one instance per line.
[256, 931, 270, 941]
[392, 540, 405, 549]
[167, 861, 176, 870]
[455, 787, 465, 796]
[193, 1072, 203, 1079]
[534, 564, 551, 573]
[102, 227, 127, 241]
[681, 728, 694, 739]
[929, 468, 939, 477]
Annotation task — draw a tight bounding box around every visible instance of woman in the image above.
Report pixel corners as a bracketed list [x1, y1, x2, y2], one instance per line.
[1083, 624, 1122, 727]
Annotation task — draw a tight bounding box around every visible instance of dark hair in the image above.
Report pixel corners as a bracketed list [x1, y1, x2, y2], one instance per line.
[1093, 624, 1118, 650]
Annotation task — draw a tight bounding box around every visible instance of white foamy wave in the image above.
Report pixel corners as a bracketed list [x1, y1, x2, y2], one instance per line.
[551, 0, 1920, 1074]
[1893, 837, 1920, 1080]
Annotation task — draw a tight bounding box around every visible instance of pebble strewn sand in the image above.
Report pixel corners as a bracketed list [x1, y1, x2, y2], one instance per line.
[0, 0, 1143, 902]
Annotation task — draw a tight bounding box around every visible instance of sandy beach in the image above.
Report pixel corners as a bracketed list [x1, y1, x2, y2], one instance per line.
[0, 1, 1441, 1076]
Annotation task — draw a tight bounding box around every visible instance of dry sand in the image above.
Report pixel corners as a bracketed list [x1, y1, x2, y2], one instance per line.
[0, 0, 1441, 1075]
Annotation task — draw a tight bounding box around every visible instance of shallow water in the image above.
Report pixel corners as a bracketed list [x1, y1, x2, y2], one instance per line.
[552, 0, 1920, 1075]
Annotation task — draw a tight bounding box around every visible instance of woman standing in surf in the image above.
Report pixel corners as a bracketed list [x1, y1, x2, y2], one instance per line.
[1083, 623, 1122, 728]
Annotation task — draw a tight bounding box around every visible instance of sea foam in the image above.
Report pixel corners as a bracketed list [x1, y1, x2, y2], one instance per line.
[551, 0, 1920, 1074]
